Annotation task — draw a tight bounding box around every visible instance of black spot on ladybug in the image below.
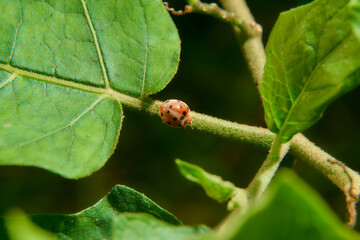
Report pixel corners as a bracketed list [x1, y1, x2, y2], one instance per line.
[178, 105, 182, 109]
[161, 113, 163, 116]
[180, 116, 184, 120]
[173, 117, 177, 121]
[170, 105, 172, 108]
[178, 124, 182, 127]
[167, 121, 171, 125]
[167, 110, 170, 114]
[183, 111, 187, 116]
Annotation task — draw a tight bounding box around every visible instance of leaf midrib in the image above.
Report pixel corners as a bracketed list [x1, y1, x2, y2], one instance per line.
[0, 63, 146, 111]
[0, 63, 107, 94]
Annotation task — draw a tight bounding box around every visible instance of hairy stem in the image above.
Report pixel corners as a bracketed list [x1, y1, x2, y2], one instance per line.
[178, 0, 359, 225]
[217, 1, 360, 222]
[116, 94, 360, 199]
[219, 0, 265, 85]
[246, 135, 290, 201]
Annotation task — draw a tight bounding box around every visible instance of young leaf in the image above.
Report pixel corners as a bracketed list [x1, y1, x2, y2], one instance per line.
[219, 170, 360, 240]
[260, 0, 360, 142]
[0, 185, 181, 240]
[176, 159, 236, 203]
[350, 0, 360, 40]
[113, 213, 212, 240]
[0, 0, 180, 178]
[5, 210, 56, 240]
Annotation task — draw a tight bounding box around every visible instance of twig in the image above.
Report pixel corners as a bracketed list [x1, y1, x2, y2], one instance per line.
[246, 136, 290, 201]
[110, 93, 360, 202]
[218, 0, 360, 224]
[219, 0, 265, 86]
[164, 2, 191, 15]
[164, 1, 262, 38]
[165, 0, 360, 225]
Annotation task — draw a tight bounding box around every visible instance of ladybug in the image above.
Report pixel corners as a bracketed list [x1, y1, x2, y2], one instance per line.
[159, 99, 192, 128]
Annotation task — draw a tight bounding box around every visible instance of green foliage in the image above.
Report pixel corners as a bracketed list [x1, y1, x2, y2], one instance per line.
[0, 0, 359, 239]
[0, 0, 180, 178]
[0, 83, 123, 179]
[260, 0, 360, 142]
[5, 210, 56, 240]
[113, 213, 212, 240]
[219, 170, 360, 240]
[176, 159, 236, 203]
[350, 0, 360, 39]
[0, 185, 180, 240]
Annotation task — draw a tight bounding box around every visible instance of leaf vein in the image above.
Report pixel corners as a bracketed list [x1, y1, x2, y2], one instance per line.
[139, 0, 148, 97]
[81, 0, 111, 89]
[19, 96, 106, 147]
[8, 0, 23, 64]
[0, 73, 18, 90]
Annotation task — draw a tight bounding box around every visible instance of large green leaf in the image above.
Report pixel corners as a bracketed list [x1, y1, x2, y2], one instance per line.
[260, 0, 360, 142]
[0, 185, 181, 240]
[0, 0, 180, 178]
[113, 213, 212, 240]
[219, 170, 360, 240]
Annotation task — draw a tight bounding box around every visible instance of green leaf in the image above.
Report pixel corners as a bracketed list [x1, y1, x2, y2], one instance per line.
[175, 159, 236, 203]
[219, 170, 360, 240]
[0, 0, 180, 178]
[260, 0, 360, 142]
[0, 185, 181, 240]
[350, 0, 360, 40]
[0, 83, 123, 179]
[5, 210, 57, 240]
[113, 213, 212, 240]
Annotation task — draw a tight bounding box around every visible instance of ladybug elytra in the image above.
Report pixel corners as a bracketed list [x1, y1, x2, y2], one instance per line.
[159, 99, 192, 128]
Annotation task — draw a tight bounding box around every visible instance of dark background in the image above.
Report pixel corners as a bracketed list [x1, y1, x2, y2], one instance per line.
[1, 0, 360, 231]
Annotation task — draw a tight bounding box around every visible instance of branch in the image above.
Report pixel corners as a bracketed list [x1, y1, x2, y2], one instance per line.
[219, 0, 265, 86]
[164, 0, 264, 84]
[246, 136, 290, 201]
[219, 0, 360, 225]
[292, 135, 360, 227]
[112, 90, 360, 203]
[164, 1, 262, 38]
[166, 0, 358, 225]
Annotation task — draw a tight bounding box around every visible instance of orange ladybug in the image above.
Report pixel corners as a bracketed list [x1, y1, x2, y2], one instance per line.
[159, 99, 192, 128]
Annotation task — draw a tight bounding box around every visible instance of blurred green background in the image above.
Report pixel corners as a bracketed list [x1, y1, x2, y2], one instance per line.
[1, 0, 360, 231]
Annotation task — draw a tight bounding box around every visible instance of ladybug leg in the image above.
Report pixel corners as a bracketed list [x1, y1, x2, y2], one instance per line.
[184, 120, 193, 129]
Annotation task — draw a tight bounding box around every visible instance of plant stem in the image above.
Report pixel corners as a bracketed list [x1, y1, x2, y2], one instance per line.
[246, 135, 290, 200]
[4, 56, 358, 219]
[291, 134, 360, 227]
[114, 93, 360, 200]
[196, 0, 359, 224]
[219, 0, 265, 85]
[181, 0, 262, 37]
